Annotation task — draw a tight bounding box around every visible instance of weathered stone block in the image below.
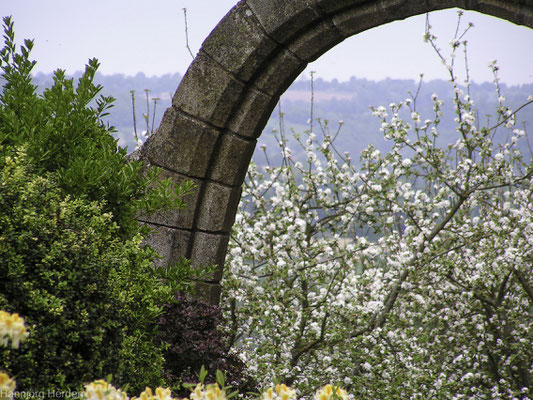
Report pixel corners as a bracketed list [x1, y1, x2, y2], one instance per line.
[143, 107, 220, 178]
[424, 0, 467, 11]
[192, 281, 222, 305]
[288, 19, 345, 62]
[314, 0, 371, 15]
[201, 2, 278, 82]
[332, 2, 391, 37]
[172, 52, 245, 128]
[210, 132, 256, 186]
[142, 225, 192, 268]
[253, 48, 307, 97]
[246, 0, 321, 43]
[380, 0, 430, 20]
[227, 87, 278, 139]
[190, 232, 230, 282]
[197, 182, 242, 233]
[474, 0, 523, 25]
[137, 168, 202, 230]
[517, 5, 533, 27]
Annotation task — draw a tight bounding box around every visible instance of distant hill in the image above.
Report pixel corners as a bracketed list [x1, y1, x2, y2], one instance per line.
[266, 77, 533, 165]
[30, 72, 533, 163]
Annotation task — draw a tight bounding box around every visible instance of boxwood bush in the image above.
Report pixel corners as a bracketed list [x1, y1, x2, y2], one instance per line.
[0, 151, 170, 391]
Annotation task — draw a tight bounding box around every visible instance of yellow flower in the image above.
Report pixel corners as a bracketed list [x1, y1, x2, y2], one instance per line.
[155, 387, 174, 400]
[189, 384, 205, 400]
[260, 384, 297, 400]
[0, 372, 16, 400]
[205, 384, 225, 400]
[84, 380, 129, 400]
[275, 384, 296, 400]
[188, 383, 225, 400]
[314, 385, 347, 400]
[135, 387, 154, 400]
[132, 387, 175, 400]
[262, 387, 275, 400]
[0, 311, 29, 349]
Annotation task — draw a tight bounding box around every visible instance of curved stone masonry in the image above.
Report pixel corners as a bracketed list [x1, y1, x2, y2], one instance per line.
[138, 0, 533, 304]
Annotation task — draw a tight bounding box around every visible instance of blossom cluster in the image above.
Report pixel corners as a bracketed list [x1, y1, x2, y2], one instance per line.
[0, 312, 27, 400]
[0, 311, 29, 349]
[84, 381, 129, 400]
[314, 385, 348, 400]
[189, 383, 226, 400]
[134, 387, 175, 400]
[0, 372, 16, 400]
[83, 381, 180, 400]
[262, 384, 297, 400]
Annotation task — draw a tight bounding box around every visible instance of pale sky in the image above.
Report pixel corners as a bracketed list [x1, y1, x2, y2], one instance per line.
[2, 0, 533, 85]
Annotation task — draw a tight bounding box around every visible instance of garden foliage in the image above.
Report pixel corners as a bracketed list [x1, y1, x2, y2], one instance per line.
[157, 294, 257, 397]
[0, 16, 200, 393]
[0, 17, 193, 239]
[222, 13, 533, 399]
[0, 152, 168, 391]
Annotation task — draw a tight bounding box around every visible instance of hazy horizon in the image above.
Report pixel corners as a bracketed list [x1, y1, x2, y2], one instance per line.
[28, 68, 533, 88]
[3, 1, 533, 86]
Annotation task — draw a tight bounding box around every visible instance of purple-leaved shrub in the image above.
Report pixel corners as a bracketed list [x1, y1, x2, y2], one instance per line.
[158, 294, 257, 397]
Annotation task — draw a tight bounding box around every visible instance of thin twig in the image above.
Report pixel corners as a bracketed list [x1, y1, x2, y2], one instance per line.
[487, 99, 533, 133]
[151, 97, 159, 134]
[309, 70, 316, 133]
[144, 89, 150, 134]
[130, 90, 138, 140]
[183, 8, 195, 59]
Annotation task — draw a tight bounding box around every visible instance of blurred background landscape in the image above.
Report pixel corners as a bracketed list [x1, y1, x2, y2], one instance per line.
[31, 71, 533, 164]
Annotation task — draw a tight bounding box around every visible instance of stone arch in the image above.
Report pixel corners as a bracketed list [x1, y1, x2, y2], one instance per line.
[138, 0, 533, 304]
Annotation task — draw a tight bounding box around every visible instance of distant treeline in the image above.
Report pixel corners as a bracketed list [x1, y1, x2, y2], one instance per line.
[29, 72, 532, 159]
[269, 77, 533, 164]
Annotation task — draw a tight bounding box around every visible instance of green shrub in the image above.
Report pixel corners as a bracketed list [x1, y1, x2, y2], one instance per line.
[0, 151, 167, 391]
[0, 16, 191, 239]
[0, 17, 200, 394]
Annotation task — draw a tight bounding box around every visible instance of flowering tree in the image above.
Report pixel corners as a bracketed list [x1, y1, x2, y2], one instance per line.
[222, 13, 533, 399]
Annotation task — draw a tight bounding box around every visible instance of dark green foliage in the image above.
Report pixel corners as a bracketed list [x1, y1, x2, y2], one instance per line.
[0, 153, 169, 392]
[0, 17, 200, 394]
[158, 294, 257, 397]
[0, 16, 193, 238]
